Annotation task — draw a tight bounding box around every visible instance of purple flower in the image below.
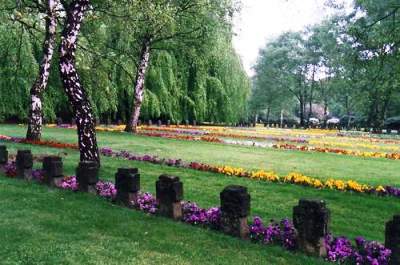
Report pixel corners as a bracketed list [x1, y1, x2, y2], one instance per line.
[249, 217, 296, 250]
[206, 207, 221, 228]
[59, 175, 78, 191]
[31, 169, 45, 182]
[4, 162, 17, 177]
[325, 235, 353, 262]
[182, 201, 220, 228]
[135, 192, 158, 214]
[325, 234, 391, 264]
[355, 240, 392, 265]
[385, 186, 400, 197]
[96, 181, 117, 199]
[182, 201, 207, 225]
[100, 147, 114, 157]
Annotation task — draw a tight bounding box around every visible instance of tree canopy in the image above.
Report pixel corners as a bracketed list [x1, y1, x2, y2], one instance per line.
[0, 0, 250, 125]
[250, 0, 400, 130]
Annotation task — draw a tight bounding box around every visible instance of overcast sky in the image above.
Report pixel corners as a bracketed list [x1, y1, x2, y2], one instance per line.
[233, 0, 353, 76]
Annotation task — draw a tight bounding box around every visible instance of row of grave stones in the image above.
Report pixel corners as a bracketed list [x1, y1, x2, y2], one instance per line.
[0, 145, 399, 263]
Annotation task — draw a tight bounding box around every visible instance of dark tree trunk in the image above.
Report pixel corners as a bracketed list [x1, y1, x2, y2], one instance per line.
[59, 0, 100, 164]
[299, 96, 305, 127]
[26, 0, 59, 140]
[125, 38, 152, 133]
[266, 107, 271, 124]
[323, 100, 328, 128]
[307, 66, 316, 128]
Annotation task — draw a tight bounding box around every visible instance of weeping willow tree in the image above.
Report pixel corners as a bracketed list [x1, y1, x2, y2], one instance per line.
[0, 0, 250, 127]
[0, 11, 37, 122]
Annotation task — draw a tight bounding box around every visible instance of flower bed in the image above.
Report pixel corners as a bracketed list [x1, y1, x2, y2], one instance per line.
[2, 134, 400, 200]
[43, 125, 400, 160]
[0, 162, 391, 265]
[273, 143, 400, 160]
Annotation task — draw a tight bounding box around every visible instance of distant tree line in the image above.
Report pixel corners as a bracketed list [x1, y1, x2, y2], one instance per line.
[250, 0, 400, 131]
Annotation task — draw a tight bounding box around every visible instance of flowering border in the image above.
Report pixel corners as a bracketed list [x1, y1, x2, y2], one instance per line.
[1, 134, 400, 199]
[0, 161, 392, 264]
[47, 125, 400, 161]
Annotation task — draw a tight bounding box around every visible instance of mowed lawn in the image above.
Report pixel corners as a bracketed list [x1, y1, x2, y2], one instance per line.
[1, 132, 400, 264]
[1, 125, 400, 186]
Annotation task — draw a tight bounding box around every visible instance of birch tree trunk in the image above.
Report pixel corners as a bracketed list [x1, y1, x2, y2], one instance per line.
[125, 38, 152, 133]
[59, 0, 100, 164]
[26, 0, 59, 140]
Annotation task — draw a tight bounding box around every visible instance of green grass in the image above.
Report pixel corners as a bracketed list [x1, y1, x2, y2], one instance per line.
[1, 141, 399, 264]
[1, 125, 399, 186]
[0, 125, 399, 264]
[0, 176, 331, 265]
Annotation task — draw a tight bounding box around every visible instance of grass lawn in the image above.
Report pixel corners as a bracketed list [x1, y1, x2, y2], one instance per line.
[0, 125, 399, 264]
[1, 141, 399, 264]
[1, 125, 400, 186]
[1, 176, 330, 265]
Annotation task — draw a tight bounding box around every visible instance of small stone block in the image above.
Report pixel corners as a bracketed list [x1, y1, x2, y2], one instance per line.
[156, 175, 183, 220]
[293, 199, 330, 257]
[386, 215, 400, 265]
[16, 150, 33, 169]
[76, 161, 99, 192]
[159, 202, 182, 220]
[220, 185, 251, 239]
[115, 168, 140, 193]
[220, 214, 249, 239]
[42, 156, 63, 185]
[220, 185, 250, 218]
[156, 175, 183, 203]
[0, 145, 8, 165]
[116, 192, 139, 207]
[115, 168, 140, 206]
[16, 150, 33, 179]
[17, 168, 33, 180]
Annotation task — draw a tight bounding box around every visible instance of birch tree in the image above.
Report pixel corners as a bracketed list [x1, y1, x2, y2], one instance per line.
[26, 0, 59, 140]
[122, 0, 235, 133]
[59, 0, 100, 163]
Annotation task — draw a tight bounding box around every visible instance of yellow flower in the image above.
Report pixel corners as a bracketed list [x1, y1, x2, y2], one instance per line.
[313, 179, 323, 188]
[376, 186, 386, 193]
[346, 180, 365, 193]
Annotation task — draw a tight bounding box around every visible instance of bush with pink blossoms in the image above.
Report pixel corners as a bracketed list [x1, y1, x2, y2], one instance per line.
[205, 207, 221, 228]
[181, 201, 221, 229]
[182, 202, 208, 225]
[59, 175, 78, 191]
[96, 181, 117, 200]
[135, 192, 158, 214]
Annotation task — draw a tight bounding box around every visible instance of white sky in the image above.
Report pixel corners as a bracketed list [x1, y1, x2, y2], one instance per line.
[233, 0, 353, 76]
